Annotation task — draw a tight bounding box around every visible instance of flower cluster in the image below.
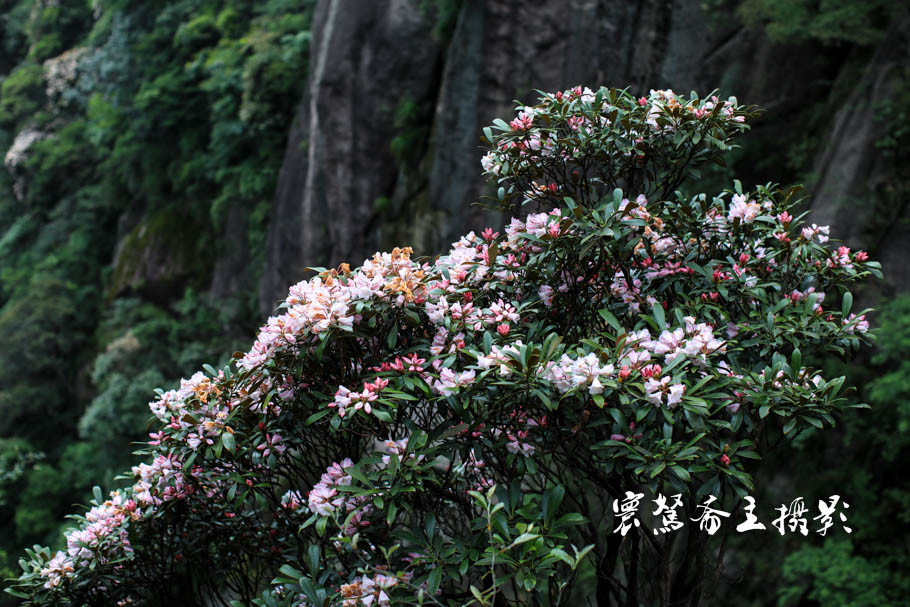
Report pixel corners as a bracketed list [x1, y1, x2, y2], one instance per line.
[308, 460, 371, 535]
[638, 319, 726, 366]
[40, 491, 142, 590]
[240, 247, 424, 372]
[479, 87, 750, 197]
[14, 86, 881, 607]
[332, 379, 388, 418]
[340, 573, 407, 607]
[544, 353, 616, 395]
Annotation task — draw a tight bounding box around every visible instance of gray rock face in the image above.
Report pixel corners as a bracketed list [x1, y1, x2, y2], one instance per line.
[260, 0, 905, 311]
[259, 0, 445, 313]
[808, 13, 910, 301]
[110, 206, 212, 304]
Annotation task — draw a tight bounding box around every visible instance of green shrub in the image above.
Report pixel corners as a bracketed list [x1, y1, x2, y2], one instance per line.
[0, 63, 44, 127]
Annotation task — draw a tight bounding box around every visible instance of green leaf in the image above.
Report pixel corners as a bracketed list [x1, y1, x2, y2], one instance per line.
[842, 291, 853, 317]
[278, 564, 304, 581]
[387, 325, 398, 349]
[298, 578, 323, 605]
[307, 544, 321, 575]
[598, 308, 622, 333]
[470, 586, 484, 603]
[305, 408, 334, 425]
[553, 512, 586, 528]
[386, 502, 398, 525]
[670, 465, 691, 482]
[652, 303, 666, 331]
[549, 548, 574, 566]
[782, 418, 797, 435]
[222, 431, 236, 453]
[427, 567, 443, 595]
[697, 476, 721, 499]
[347, 464, 370, 485]
[388, 453, 399, 478]
[510, 532, 539, 548]
[574, 544, 596, 567]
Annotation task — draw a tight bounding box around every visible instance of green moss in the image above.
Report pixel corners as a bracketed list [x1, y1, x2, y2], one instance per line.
[779, 539, 890, 606]
[109, 206, 214, 299]
[420, 0, 463, 41]
[215, 6, 244, 37]
[389, 96, 429, 167]
[1, 0, 34, 72]
[23, 120, 94, 207]
[0, 62, 44, 127]
[374, 195, 392, 215]
[24, 0, 93, 61]
[738, 0, 895, 46]
[0, 1, 316, 589]
[0, 276, 90, 449]
[174, 12, 219, 52]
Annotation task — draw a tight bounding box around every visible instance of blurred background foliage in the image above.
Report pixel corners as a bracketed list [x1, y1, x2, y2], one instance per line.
[0, 0, 908, 605]
[0, 0, 315, 590]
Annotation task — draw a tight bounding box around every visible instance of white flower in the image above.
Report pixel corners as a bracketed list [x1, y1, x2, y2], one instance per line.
[538, 284, 554, 307]
[800, 224, 830, 243]
[667, 383, 686, 408]
[645, 377, 669, 406]
[433, 368, 476, 396]
[728, 194, 761, 224]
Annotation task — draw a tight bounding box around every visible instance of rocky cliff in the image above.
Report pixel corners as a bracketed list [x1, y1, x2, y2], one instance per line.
[260, 0, 909, 312]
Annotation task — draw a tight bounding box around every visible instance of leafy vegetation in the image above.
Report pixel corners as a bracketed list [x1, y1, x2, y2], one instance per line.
[738, 0, 897, 45]
[0, 0, 908, 604]
[7, 86, 882, 607]
[776, 295, 910, 605]
[0, 0, 315, 596]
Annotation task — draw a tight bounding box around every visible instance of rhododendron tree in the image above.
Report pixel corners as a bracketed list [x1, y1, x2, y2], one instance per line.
[9, 86, 880, 607]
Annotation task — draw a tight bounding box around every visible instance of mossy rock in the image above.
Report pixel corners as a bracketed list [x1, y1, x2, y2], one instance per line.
[109, 206, 214, 304]
[0, 63, 45, 128]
